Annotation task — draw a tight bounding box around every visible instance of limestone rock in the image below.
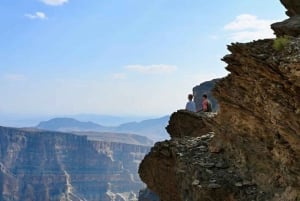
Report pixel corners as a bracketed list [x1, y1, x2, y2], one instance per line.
[280, 0, 300, 17]
[271, 0, 300, 37]
[139, 133, 264, 201]
[139, 32, 300, 201]
[166, 110, 217, 138]
[271, 16, 300, 37]
[213, 37, 300, 200]
[0, 126, 150, 201]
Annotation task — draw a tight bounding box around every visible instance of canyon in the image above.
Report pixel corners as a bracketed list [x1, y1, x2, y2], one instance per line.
[0, 126, 150, 201]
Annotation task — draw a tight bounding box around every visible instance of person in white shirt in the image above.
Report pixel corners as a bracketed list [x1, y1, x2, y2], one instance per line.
[185, 94, 196, 112]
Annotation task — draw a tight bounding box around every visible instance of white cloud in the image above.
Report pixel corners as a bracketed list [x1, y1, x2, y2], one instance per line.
[25, 12, 47, 20]
[125, 64, 177, 74]
[4, 74, 27, 81]
[40, 0, 68, 6]
[224, 14, 277, 42]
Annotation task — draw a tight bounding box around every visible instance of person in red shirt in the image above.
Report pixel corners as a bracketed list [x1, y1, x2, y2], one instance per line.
[201, 94, 212, 112]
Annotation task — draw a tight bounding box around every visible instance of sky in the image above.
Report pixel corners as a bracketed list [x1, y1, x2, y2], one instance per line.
[0, 0, 287, 118]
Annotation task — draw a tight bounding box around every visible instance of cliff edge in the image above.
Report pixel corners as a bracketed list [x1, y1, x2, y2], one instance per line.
[139, 1, 300, 200]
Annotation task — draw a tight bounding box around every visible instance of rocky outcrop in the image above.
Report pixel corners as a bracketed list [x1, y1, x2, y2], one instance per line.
[139, 1, 300, 200]
[280, 0, 300, 17]
[272, 0, 300, 37]
[166, 110, 216, 138]
[212, 37, 300, 200]
[139, 129, 272, 201]
[0, 126, 150, 201]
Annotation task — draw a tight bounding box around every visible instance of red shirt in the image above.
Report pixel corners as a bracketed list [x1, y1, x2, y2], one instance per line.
[202, 99, 208, 112]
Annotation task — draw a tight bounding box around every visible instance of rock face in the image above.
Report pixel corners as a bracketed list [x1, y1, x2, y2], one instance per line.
[0, 126, 150, 201]
[280, 0, 300, 16]
[212, 37, 300, 200]
[272, 0, 300, 37]
[139, 5, 300, 200]
[139, 125, 268, 201]
[166, 110, 216, 138]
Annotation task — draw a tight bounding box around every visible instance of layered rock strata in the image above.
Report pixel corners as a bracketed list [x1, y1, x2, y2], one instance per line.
[139, 10, 300, 201]
[140, 112, 273, 201]
[0, 126, 150, 201]
[166, 110, 216, 138]
[272, 0, 300, 37]
[212, 37, 300, 200]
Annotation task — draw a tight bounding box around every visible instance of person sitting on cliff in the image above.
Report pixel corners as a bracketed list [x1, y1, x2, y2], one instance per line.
[185, 94, 196, 112]
[201, 94, 212, 112]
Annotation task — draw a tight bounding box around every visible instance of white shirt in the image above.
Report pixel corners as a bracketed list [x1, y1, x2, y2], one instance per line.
[185, 100, 196, 112]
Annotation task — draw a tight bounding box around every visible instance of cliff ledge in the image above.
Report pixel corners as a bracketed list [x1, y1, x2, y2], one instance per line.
[139, 2, 300, 200]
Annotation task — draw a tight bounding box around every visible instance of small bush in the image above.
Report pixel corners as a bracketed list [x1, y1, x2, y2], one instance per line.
[273, 36, 290, 51]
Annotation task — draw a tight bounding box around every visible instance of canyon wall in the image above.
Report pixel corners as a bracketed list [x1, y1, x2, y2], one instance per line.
[0, 126, 150, 201]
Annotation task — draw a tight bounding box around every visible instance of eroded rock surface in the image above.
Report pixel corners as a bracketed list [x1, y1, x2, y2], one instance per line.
[212, 37, 300, 200]
[166, 110, 216, 138]
[0, 126, 150, 201]
[139, 33, 300, 201]
[139, 130, 272, 201]
[280, 0, 300, 16]
[272, 0, 300, 37]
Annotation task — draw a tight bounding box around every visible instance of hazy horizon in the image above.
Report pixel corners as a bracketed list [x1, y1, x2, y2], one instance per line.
[0, 112, 167, 127]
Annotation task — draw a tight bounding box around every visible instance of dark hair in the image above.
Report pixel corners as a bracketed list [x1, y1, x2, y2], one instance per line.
[188, 94, 193, 100]
[202, 94, 207, 98]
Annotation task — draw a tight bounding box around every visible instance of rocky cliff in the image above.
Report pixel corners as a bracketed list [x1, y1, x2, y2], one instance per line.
[0, 126, 150, 201]
[139, 1, 300, 200]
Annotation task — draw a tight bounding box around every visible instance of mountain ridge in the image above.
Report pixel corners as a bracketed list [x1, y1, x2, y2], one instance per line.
[36, 116, 170, 141]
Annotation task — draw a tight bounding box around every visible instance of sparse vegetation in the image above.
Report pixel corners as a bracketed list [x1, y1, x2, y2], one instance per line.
[273, 36, 290, 51]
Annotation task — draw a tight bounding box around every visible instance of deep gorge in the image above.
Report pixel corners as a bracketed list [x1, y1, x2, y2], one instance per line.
[0, 126, 150, 201]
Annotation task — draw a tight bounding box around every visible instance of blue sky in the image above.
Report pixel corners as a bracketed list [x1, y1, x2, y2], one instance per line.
[0, 0, 286, 117]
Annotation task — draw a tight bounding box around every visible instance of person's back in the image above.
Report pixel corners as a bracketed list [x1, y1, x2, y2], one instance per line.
[185, 94, 196, 112]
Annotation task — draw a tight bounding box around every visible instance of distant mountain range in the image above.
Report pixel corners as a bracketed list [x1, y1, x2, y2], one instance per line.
[36, 116, 170, 141]
[37, 118, 106, 131]
[0, 114, 156, 127]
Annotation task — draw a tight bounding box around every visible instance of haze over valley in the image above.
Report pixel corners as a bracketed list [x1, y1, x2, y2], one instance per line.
[0, 0, 290, 201]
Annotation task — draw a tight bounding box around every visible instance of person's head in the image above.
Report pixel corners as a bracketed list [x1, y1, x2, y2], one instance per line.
[188, 94, 193, 101]
[202, 94, 207, 99]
